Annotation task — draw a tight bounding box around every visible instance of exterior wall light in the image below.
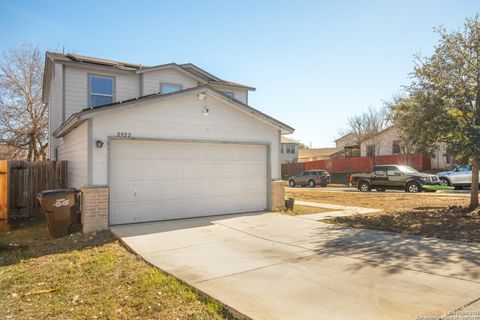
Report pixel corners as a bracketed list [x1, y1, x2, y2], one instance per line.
[202, 106, 209, 116]
[96, 140, 104, 148]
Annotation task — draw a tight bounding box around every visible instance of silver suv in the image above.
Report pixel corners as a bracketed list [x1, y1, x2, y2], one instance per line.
[289, 170, 331, 188]
[437, 166, 478, 188]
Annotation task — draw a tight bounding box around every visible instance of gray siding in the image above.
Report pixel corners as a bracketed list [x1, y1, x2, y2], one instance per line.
[48, 63, 64, 159]
[209, 84, 248, 104]
[90, 93, 280, 185]
[64, 66, 140, 119]
[142, 68, 198, 95]
[60, 121, 88, 188]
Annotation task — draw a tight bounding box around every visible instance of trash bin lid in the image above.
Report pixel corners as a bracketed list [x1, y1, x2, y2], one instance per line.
[39, 188, 77, 197]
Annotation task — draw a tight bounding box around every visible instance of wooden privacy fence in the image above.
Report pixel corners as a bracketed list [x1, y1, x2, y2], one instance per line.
[281, 154, 432, 178]
[0, 161, 68, 220]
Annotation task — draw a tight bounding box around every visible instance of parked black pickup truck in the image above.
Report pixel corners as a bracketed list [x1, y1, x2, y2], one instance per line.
[349, 165, 443, 193]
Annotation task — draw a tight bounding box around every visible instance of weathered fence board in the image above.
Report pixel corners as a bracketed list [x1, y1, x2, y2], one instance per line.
[0, 161, 7, 220]
[1, 161, 67, 220]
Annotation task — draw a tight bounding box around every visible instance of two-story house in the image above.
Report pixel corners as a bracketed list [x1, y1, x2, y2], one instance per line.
[42, 52, 293, 229]
[359, 126, 453, 169]
[335, 132, 360, 157]
[280, 136, 298, 163]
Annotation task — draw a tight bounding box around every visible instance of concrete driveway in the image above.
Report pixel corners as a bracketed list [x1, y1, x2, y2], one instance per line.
[112, 212, 480, 320]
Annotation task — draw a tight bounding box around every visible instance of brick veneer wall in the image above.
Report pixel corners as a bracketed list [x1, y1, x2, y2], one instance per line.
[271, 180, 285, 210]
[80, 186, 109, 233]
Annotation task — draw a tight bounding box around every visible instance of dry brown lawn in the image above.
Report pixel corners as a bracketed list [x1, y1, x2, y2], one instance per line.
[328, 206, 480, 243]
[286, 188, 480, 243]
[286, 188, 468, 212]
[0, 219, 227, 320]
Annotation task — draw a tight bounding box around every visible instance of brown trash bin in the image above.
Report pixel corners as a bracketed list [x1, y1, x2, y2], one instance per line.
[37, 189, 82, 238]
[285, 198, 295, 210]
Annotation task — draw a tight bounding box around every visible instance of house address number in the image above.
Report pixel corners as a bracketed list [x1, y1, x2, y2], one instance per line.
[116, 132, 132, 138]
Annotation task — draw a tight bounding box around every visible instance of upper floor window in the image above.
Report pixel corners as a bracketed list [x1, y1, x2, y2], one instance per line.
[223, 91, 235, 98]
[90, 75, 114, 107]
[160, 83, 182, 94]
[392, 140, 401, 154]
[286, 144, 295, 154]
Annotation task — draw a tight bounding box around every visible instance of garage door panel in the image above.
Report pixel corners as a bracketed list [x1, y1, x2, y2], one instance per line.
[110, 159, 135, 181]
[240, 161, 267, 176]
[110, 203, 136, 225]
[240, 177, 267, 194]
[110, 183, 136, 203]
[109, 140, 268, 225]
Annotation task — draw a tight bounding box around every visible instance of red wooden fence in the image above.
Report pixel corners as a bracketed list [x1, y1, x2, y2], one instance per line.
[282, 154, 431, 178]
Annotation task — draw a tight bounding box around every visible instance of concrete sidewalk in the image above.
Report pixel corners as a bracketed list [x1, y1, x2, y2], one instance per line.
[112, 212, 480, 320]
[295, 200, 381, 220]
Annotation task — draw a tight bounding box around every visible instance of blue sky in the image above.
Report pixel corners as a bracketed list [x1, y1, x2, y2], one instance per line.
[1, 0, 479, 147]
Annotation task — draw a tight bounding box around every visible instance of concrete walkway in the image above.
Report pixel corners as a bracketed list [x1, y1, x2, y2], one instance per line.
[112, 212, 480, 320]
[295, 200, 381, 220]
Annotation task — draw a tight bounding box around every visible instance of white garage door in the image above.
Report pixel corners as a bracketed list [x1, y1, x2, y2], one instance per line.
[109, 140, 268, 225]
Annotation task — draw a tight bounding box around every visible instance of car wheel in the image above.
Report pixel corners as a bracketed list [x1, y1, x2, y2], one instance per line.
[358, 181, 371, 192]
[308, 180, 316, 188]
[289, 180, 296, 187]
[439, 178, 450, 186]
[376, 188, 386, 192]
[406, 182, 421, 193]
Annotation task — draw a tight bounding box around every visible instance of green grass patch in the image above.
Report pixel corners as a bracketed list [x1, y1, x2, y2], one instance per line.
[422, 185, 455, 191]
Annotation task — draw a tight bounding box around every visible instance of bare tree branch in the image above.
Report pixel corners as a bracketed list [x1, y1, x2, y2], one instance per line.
[0, 44, 47, 160]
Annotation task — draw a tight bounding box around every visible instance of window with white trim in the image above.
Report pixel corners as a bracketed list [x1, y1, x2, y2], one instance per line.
[90, 75, 114, 107]
[160, 83, 182, 94]
[286, 144, 295, 154]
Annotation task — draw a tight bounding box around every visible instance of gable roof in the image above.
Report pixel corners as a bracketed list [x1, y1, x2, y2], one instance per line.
[360, 126, 395, 143]
[43, 52, 255, 103]
[135, 63, 209, 83]
[334, 132, 355, 142]
[46, 52, 141, 70]
[180, 63, 222, 81]
[281, 136, 297, 144]
[53, 85, 294, 138]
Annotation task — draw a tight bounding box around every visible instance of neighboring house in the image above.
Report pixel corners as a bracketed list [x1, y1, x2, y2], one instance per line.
[335, 132, 360, 157]
[298, 148, 343, 162]
[360, 126, 453, 170]
[42, 52, 294, 226]
[360, 127, 400, 158]
[335, 132, 357, 148]
[280, 136, 298, 163]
